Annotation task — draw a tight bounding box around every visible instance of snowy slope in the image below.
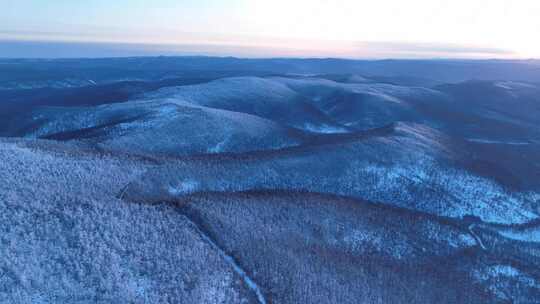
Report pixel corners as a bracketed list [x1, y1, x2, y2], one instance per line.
[122, 122, 539, 225]
[2, 59, 540, 303]
[2, 139, 538, 303]
[141, 77, 348, 133]
[0, 139, 259, 303]
[3, 100, 307, 156]
[182, 191, 540, 303]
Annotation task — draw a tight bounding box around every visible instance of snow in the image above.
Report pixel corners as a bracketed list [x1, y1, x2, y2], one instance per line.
[0, 139, 254, 303]
[302, 123, 347, 134]
[494, 81, 537, 90]
[124, 122, 538, 225]
[466, 138, 532, 145]
[181, 214, 267, 304]
[16, 100, 304, 156]
[497, 226, 540, 243]
[2, 65, 540, 303]
[471, 264, 539, 301]
[140, 77, 347, 132]
[168, 180, 200, 195]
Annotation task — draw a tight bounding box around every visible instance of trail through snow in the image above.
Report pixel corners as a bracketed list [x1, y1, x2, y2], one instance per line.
[180, 214, 267, 304]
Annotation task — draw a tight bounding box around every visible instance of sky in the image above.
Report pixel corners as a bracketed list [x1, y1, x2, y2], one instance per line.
[1, 0, 540, 59]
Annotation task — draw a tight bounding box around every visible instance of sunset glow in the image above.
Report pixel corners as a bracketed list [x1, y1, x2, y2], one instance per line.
[2, 0, 540, 58]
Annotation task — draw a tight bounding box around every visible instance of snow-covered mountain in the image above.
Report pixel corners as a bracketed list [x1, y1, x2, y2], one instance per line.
[1, 58, 539, 303]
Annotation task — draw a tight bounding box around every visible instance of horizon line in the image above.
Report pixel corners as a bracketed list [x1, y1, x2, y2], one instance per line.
[2, 38, 536, 61]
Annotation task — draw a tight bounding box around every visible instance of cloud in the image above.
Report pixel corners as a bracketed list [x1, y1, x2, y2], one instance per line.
[351, 41, 514, 59]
